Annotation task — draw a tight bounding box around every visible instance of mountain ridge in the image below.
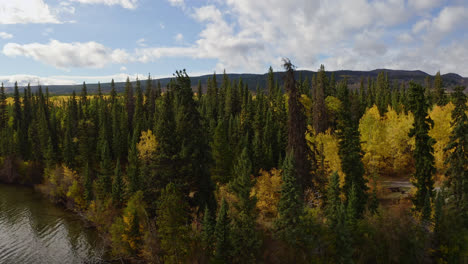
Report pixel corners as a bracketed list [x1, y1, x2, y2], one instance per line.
[3, 69, 467, 94]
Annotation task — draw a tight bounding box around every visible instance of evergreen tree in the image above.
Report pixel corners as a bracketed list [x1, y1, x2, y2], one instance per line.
[326, 171, 342, 228]
[229, 148, 260, 263]
[433, 71, 447, 106]
[336, 79, 368, 218]
[124, 77, 135, 130]
[201, 206, 215, 258]
[83, 162, 93, 203]
[274, 151, 307, 255]
[97, 139, 113, 200]
[313, 65, 329, 133]
[0, 83, 7, 130]
[173, 70, 215, 212]
[408, 81, 435, 218]
[444, 86, 468, 214]
[283, 59, 311, 193]
[112, 158, 124, 207]
[156, 183, 190, 263]
[211, 119, 233, 184]
[213, 198, 230, 263]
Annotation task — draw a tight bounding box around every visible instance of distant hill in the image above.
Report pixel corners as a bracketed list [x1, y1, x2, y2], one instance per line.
[4, 69, 467, 95]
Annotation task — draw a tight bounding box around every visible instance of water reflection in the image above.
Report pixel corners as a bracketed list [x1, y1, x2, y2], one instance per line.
[0, 184, 107, 264]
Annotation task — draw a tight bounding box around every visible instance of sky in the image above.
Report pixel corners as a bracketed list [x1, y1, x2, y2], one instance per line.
[0, 0, 467, 86]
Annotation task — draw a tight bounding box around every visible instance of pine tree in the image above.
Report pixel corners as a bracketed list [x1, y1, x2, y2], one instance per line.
[274, 151, 306, 253]
[229, 148, 260, 263]
[444, 86, 467, 213]
[326, 171, 341, 228]
[173, 70, 215, 212]
[283, 59, 311, 193]
[336, 79, 368, 218]
[335, 203, 353, 264]
[201, 206, 215, 258]
[0, 83, 7, 130]
[83, 162, 93, 203]
[127, 140, 140, 194]
[313, 65, 329, 133]
[434, 71, 447, 106]
[110, 79, 117, 105]
[408, 81, 435, 218]
[213, 198, 230, 263]
[97, 138, 113, 200]
[156, 182, 190, 264]
[124, 77, 135, 130]
[112, 158, 124, 207]
[211, 119, 233, 184]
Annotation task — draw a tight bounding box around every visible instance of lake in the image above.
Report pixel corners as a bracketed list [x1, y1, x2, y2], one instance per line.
[0, 184, 108, 263]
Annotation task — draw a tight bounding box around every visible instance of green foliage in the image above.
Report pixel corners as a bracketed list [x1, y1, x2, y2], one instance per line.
[112, 158, 124, 207]
[156, 183, 191, 264]
[407, 81, 436, 218]
[229, 148, 260, 263]
[275, 152, 306, 248]
[336, 79, 368, 218]
[213, 198, 230, 263]
[444, 86, 468, 215]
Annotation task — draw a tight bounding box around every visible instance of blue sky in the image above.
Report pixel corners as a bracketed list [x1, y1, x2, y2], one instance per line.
[0, 0, 467, 86]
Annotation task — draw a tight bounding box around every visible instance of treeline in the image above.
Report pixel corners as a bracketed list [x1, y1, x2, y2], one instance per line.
[0, 61, 466, 263]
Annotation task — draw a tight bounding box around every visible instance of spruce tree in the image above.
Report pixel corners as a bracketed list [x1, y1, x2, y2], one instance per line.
[336, 79, 368, 218]
[408, 81, 435, 218]
[274, 151, 307, 253]
[326, 171, 342, 228]
[112, 158, 124, 207]
[313, 65, 329, 133]
[156, 182, 190, 263]
[173, 70, 215, 212]
[83, 162, 93, 203]
[283, 59, 311, 193]
[229, 148, 260, 263]
[444, 86, 467, 213]
[213, 198, 230, 263]
[211, 119, 233, 184]
[0, 83, 7, 130]
[434, 71, 447, 106]
[201, 206, 215, 258]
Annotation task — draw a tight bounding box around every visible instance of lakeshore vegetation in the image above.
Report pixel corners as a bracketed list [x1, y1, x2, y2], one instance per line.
[0, 61, 467, 263]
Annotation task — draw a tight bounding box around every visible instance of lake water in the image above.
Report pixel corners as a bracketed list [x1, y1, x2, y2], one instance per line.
[0, 184, 108, 264]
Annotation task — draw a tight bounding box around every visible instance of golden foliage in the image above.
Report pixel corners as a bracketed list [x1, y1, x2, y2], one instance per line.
[428, 103, 454, 174]
[137, 130, 158, 161]
[307, 127, 343, 183]
[110, 191, 147, 258]
[359, 105, 414, 177]
[251, 168, 282, 227]
[37, 164, 85, 210]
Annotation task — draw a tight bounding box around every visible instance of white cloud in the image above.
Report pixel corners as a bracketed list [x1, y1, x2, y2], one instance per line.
[0, 0, 61, 24]
[133, 0, 467, 75]
[160, 23, 165, 29]
[413, 6, 468, 43]
[408, 0, 444, 10]
[167, 0, 184, 8]
[397, 33, 414, 43]
[42, 28, 54, 36]
[0, 73, 149, 87]
[0, 32, 13, 39]
[136, 38, 146, 47]
[120, 66, 127, 71]
[3, 39, 131, 69]
[69, 0, 138, 9]
[0, 74, 77, 86]
[58, 2, 76, 14]
[174, 33, 184, 43]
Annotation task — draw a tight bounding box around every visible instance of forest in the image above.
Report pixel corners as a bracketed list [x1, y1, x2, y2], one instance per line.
[0, 60, 466, 263]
